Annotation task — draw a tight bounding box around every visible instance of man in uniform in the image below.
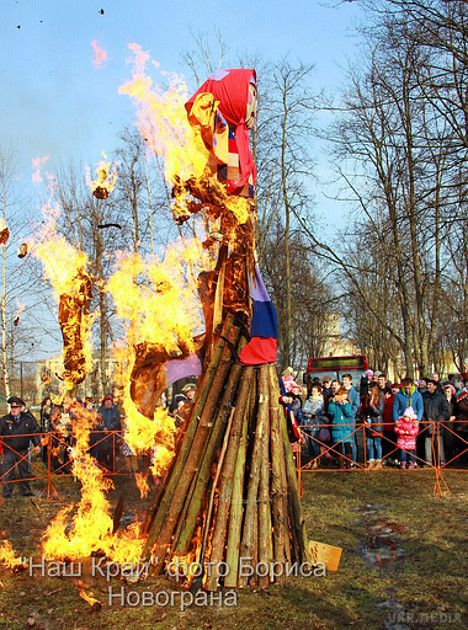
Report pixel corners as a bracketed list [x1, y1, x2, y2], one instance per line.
[0, 396, 41, 498]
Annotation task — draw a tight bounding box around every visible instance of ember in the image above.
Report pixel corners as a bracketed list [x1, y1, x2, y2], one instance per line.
[0, 226, 10, 245]
[90, 155, 117, 199]
[17, 243, 28, 258]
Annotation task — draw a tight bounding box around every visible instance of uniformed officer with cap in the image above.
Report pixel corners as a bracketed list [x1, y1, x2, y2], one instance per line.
[0, 396, 41, 498]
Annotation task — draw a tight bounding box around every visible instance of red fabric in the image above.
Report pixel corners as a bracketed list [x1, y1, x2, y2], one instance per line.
[239, 337, 277, 365]
[185, 69, 257, 192]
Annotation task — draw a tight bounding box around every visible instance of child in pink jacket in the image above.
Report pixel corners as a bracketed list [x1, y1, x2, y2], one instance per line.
[394, 406, 419, 469]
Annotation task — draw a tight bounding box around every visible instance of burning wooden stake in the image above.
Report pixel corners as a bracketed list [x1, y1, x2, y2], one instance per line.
[142, 356, 309, 590]
[131, 67, 310, 590]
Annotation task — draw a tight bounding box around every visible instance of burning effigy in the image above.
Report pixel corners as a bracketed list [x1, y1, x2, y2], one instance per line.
[119, 62, 310, 590]
[1, 59, 309, 595]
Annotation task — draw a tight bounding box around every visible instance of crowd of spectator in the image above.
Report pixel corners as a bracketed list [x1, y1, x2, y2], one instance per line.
[280, 368, 468, 470]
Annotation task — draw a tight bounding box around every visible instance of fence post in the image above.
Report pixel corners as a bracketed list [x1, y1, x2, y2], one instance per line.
[363, 423, 367, 469]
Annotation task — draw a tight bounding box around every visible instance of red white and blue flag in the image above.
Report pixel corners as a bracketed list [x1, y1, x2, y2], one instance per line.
[239, 265, 278, 365]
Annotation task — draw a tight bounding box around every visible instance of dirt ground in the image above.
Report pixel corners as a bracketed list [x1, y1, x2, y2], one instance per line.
[0, 465, 466, 630]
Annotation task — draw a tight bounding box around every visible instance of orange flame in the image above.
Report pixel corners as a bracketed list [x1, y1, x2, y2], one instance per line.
[0, 540, 25, 570]
[89, 153, 117, 199]
[119, 45, 249, 226]
[134, 472, 150, 499]
[107, 239, 211, 475]
[43, 405, 144, 564]
[90, 40, 108, 70]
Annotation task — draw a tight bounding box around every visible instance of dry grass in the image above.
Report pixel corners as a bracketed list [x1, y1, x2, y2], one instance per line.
[0, 469, 466, 630]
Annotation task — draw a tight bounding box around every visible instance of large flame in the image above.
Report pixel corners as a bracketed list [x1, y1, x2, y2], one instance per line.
[32, 203, 93, 393]
[119, 44, 249, 226]
[107, 239, 211, 477]
[43, 404, 144, 564]
[34, 204, 89, 297]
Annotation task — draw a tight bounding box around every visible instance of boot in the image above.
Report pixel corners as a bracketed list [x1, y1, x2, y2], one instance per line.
[344, 445, 353, 469]
[400, 462, 407, 469]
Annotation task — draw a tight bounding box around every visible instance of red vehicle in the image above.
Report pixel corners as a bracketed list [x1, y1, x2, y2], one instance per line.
[305, 354, 368, 384]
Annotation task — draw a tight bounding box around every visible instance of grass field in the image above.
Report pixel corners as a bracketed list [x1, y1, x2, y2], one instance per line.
[0, 469, 466, 630]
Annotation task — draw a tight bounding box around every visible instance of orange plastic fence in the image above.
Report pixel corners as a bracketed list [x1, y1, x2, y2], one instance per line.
[295, 420, 467, 497]
[0, 430, 130, 501]
[1, 423, 466, 501]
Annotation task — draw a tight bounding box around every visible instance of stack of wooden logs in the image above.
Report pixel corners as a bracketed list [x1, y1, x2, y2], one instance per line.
[142, 315, 309, 590]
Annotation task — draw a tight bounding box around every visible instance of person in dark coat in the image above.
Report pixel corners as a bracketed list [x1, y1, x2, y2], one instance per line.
[442, 384, 458, 462]
[96, 395, 121, 472]
[0, 396, 41, 497]
[422, 379, 449, 465]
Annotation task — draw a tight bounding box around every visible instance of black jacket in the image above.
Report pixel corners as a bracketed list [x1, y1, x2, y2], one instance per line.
[0, 411, 41, 452]
[422, 391, 449, 422]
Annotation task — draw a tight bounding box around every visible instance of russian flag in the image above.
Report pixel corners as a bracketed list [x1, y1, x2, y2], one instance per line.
[239, 265, 278, 365]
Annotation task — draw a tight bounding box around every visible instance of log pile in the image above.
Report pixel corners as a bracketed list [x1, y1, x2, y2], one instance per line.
[142, 315, 309, 590]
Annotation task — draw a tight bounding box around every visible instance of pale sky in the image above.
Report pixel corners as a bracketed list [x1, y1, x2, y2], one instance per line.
[1, 0, 365, 360]
[1, 0, 363, 218]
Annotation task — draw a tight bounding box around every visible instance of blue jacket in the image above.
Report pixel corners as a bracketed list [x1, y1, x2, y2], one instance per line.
[347, 386, 360, 422]
[97, 406, 121, 431]
[328, 401, 355, 443]
[392, 387, 423, 421]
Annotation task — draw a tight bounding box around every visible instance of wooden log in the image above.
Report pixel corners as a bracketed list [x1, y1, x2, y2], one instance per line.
[170, 469, 199, 555]
[258, 365, 272, 589]
[142, 316, 233, 561]
[238, 368, 265, 588]
[205, 367, 254, 591]
[268, 365, 290, 570]
[190, 404, 237, 592]
[145, 322, 239, 571]
[223, 392, 249, 588]
[174, 361, 243, 554]
[277, 373, 310, 564]
[142, 454, 176, 535]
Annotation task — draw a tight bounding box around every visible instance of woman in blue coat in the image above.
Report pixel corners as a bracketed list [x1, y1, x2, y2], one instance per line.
[327, 387, 354, 468]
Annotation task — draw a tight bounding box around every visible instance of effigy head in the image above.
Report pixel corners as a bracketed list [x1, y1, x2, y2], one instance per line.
[185, 69, 257, 196]
[186, 68, 257, 130]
